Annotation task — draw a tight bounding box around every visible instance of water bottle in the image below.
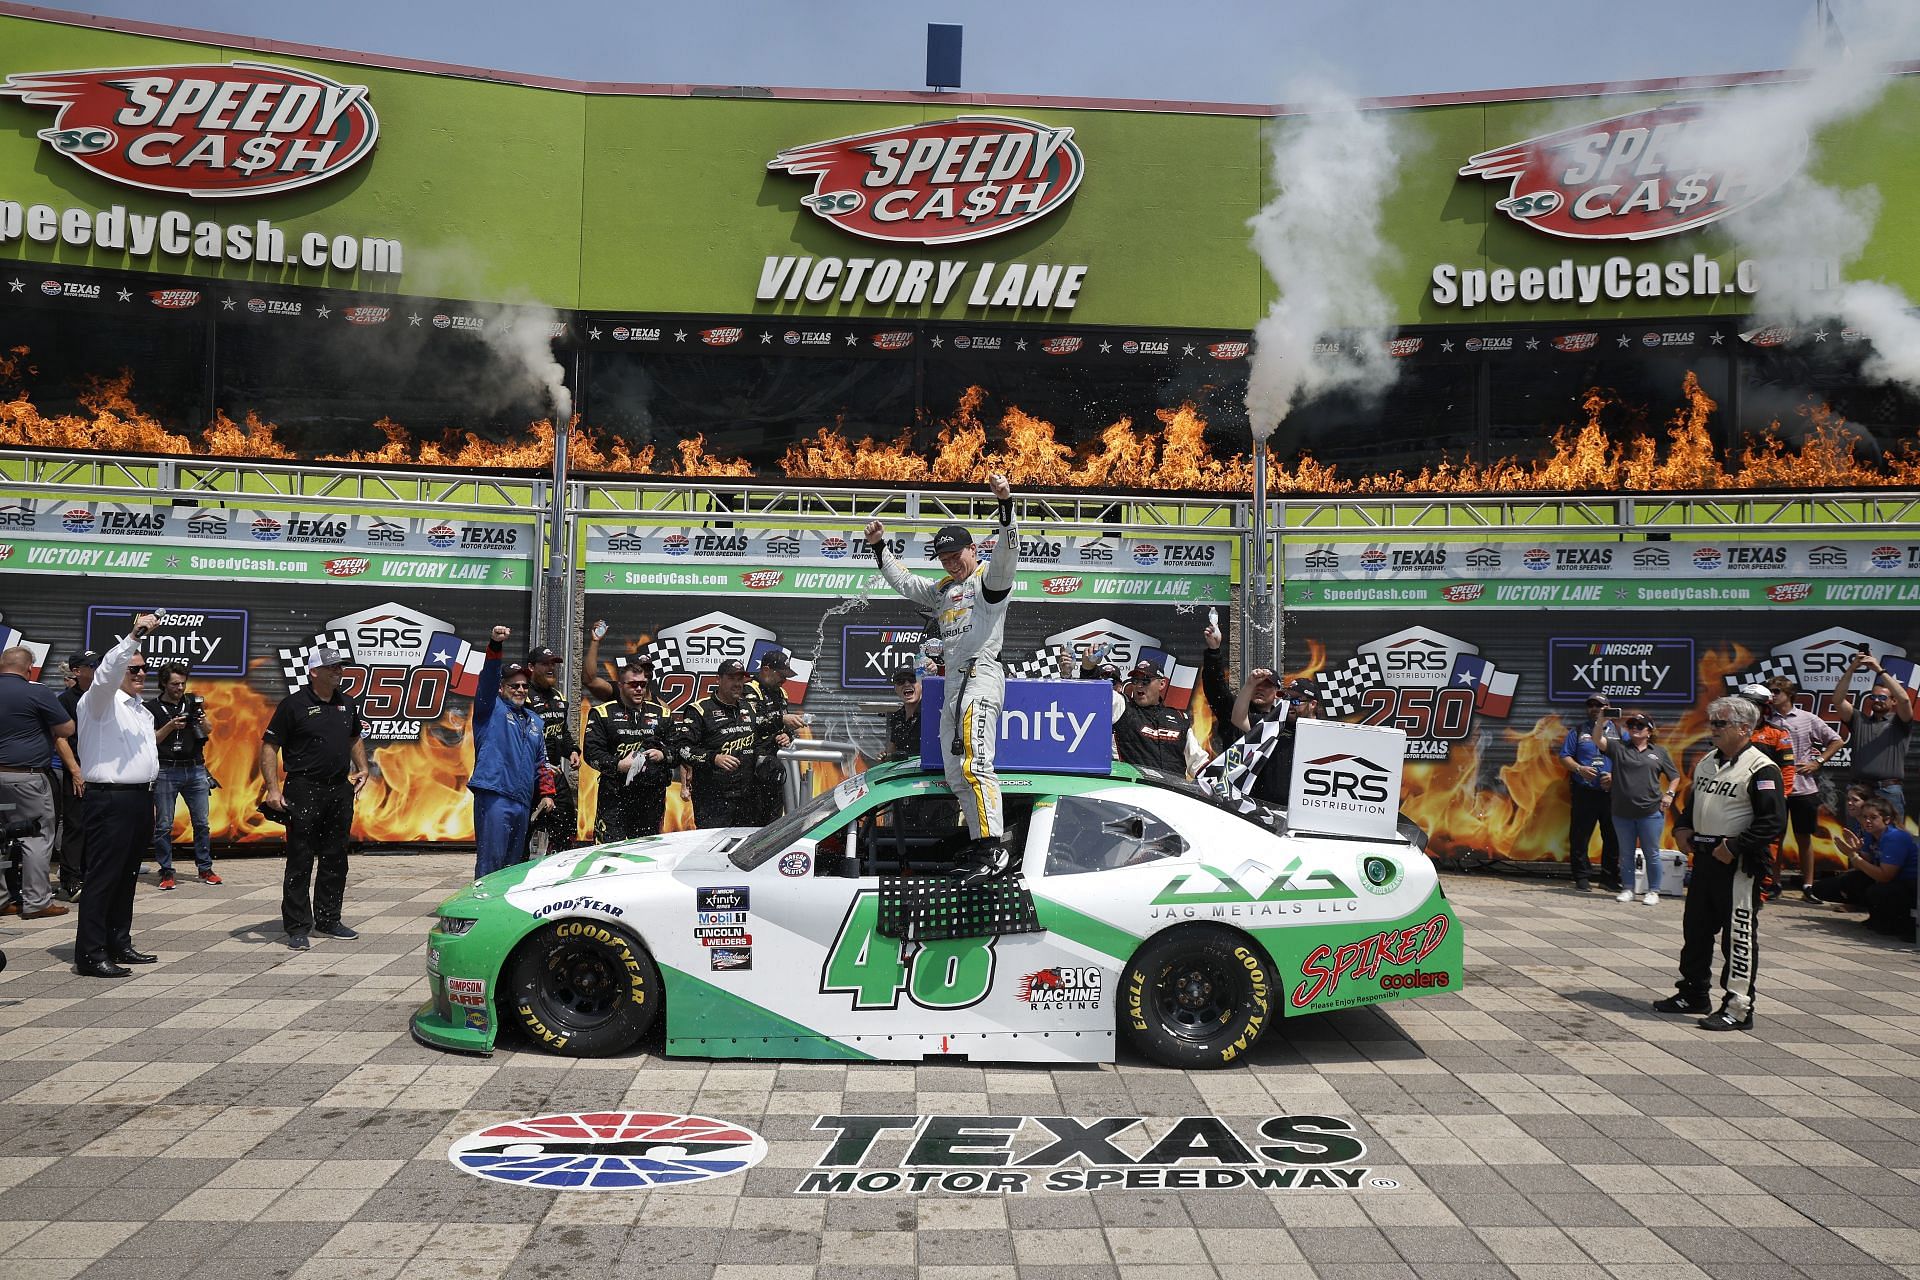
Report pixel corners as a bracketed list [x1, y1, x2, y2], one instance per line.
[1208, 607, 1219, 631]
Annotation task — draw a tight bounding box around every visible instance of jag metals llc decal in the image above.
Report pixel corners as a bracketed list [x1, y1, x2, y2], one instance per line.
[1, 62, 379, 198]
[797, 1115, 1390, 1194]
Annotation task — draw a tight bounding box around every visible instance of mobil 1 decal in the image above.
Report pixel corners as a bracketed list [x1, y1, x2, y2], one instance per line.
[797, 1115, 1390, 1194]
[581, 595, 1218, 763]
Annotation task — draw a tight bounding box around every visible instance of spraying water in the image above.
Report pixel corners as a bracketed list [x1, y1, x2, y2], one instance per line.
[1243, 85, 1406, 439]
[1677, 0, 1920, 389]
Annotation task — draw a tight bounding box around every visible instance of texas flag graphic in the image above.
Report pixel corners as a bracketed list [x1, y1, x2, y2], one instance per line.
[1880, 655, 1920, 700]
[1449, 653, 1517, 718]
[747, 639, 814, 705]
[423, 632, 486, 697]
[0, 625, 50, 680]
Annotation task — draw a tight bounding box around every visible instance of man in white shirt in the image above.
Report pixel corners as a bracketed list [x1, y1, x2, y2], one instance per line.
[74, 612, 162, 978]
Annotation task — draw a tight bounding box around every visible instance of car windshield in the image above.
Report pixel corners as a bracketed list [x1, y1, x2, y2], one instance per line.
[729, 786, 845, 869]
[1132, 765, 1287, 834]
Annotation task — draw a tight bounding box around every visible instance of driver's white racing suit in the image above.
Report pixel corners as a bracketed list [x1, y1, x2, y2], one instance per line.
[872, 510, 1018, 842]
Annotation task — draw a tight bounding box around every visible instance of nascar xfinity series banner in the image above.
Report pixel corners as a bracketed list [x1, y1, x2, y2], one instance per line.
[585, 526, 1234, 606]
[0, 500, 534, 588]
[1284, 539, 1920, 609]
[0, 522, 537, 844]
[1286, 611, 1918, 871]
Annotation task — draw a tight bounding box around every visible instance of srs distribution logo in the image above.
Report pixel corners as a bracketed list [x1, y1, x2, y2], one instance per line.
[448, 1112, 768, 1191]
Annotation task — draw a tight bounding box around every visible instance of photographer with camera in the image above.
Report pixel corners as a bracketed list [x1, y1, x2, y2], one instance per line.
[149, 664, 219, 891]
[74, 614, 164, 977]
[0, 644, 76, 922]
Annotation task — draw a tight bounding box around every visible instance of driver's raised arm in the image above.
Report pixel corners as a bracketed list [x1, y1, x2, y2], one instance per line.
[982, 478, 1017, 601]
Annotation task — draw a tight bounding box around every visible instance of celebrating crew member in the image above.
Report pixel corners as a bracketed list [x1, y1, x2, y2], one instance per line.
[864, 473, 1019, 885]
[1114, 660, 1207, 777]
[1656, 696, 1786, 1032]
[1226, 671, 1317, 807]
[1764, 676, 1841, 900]
[583, 655, 675, 840]
[149, 664, 219, 889]
[1559, 696, 1621, 893]
[468, 628, 554, 880]
[882, 666, 923, 762]
[521, 643, 581, 855]
[260, 645, 369, 951]
[675, 659, 760, 828]
[73, 614, 163, 977]
[581, 618, 617, 703]
[0, 645, 76, 923]
[52, 651, 97, 901]
[744, 648, 805, 824]
[1833, 650, 1913, 829]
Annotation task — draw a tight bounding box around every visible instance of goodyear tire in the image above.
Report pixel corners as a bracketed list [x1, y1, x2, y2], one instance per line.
[505, 920, 660, 1057]
[1121, 927, 1271, 1069]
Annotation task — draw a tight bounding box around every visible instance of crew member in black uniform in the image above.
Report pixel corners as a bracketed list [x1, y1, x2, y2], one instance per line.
[1114, 660, 1201, 776]
[260, 646, 369, 951]
[883, 667, 923, 761]
[522, 644, 581, 854]
[743, 648, 804, 824]
[1656, 695, 1786, 1032]
[676, 659, 760, 828]
[582, 655, 675, 840]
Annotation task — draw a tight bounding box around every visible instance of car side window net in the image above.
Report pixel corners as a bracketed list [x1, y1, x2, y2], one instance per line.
[1044, 796, 1188, 877]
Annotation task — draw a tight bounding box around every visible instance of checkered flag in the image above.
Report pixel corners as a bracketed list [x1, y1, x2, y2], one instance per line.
[619, 637, 684, 679]
[1723, 654, 1797, 692]
[1002, 647, 1065, 680]
[1317, 653, 1384, 718]
[275, 628, 353, 693]
[1195, 714, 1286, 821]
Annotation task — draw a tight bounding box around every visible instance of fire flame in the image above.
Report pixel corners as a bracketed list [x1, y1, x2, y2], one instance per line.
[1402, 642, 1853, 875]
[7, 358, 1918, 492]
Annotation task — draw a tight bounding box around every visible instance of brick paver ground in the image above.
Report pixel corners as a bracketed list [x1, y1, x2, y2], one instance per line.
[1, 853, 1916, 1279]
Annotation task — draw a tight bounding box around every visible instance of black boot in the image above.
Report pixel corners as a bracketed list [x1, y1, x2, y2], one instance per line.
[951, 839, 1011, 887]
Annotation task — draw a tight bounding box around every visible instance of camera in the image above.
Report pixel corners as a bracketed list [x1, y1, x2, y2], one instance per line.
[3, 813, 38, 841]
[188, 694, 210, 742]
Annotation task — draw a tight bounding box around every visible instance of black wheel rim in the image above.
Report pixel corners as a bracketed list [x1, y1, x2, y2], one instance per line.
[543, 942, 627, 1028]
[1154, 958, 1238, 1042]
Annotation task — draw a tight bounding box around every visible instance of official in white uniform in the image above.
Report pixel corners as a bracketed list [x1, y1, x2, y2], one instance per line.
[74, 612, 162, 978]
[865, 474, 1019, 884]
[1657, 696, 1786, 1031]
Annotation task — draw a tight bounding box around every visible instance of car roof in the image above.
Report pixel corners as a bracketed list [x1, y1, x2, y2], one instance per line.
[858, 757, 1160, 798]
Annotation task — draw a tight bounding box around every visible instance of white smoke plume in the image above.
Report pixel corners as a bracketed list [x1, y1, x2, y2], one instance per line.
[403, 244, 573, 424]
[1679, 0, 1920, 389]
[480, 305, 573, 425]
[1243, 86, 1404, 440]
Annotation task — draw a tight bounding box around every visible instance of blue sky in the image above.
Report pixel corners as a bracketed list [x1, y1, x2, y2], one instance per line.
[28, 0, 1855, 101]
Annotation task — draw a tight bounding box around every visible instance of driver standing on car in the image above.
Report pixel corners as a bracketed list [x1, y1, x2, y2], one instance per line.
[865, 474, 1018, 885]
[676, 659, 760, 829]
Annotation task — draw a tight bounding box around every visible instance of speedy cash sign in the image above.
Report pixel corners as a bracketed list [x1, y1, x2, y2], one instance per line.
[0, 62, 378, 197]
[768, 116, 1084, 245]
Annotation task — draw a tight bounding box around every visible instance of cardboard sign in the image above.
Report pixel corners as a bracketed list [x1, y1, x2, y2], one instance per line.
[918, 677, 1112, 775]
[1286, 720, 1406, 840]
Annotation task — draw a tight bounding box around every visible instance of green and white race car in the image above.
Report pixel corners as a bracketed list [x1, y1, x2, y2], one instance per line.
[413, 761, 1463, 1069]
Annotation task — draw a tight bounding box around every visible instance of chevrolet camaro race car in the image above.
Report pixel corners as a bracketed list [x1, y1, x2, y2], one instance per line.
[413, 761, 1464, 1069]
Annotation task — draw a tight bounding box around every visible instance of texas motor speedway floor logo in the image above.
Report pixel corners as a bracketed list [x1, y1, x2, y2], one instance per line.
[448, 1112, 768, 1191]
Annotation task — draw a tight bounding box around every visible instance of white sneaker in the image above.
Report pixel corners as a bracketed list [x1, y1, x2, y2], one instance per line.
[1616, 890, 1635, 902]
[1643, 892, 1660, 905]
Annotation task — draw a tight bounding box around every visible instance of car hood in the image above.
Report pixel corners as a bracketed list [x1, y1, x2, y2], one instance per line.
[443, 828, 750, 912]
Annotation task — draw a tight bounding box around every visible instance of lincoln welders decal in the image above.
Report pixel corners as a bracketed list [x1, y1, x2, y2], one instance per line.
[795, 1115, 1391, 1194]
[448, 1112, 768, 1191]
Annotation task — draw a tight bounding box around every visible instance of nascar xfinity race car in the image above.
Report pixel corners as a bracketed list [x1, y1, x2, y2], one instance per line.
[413, 761, 1463, 1069]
